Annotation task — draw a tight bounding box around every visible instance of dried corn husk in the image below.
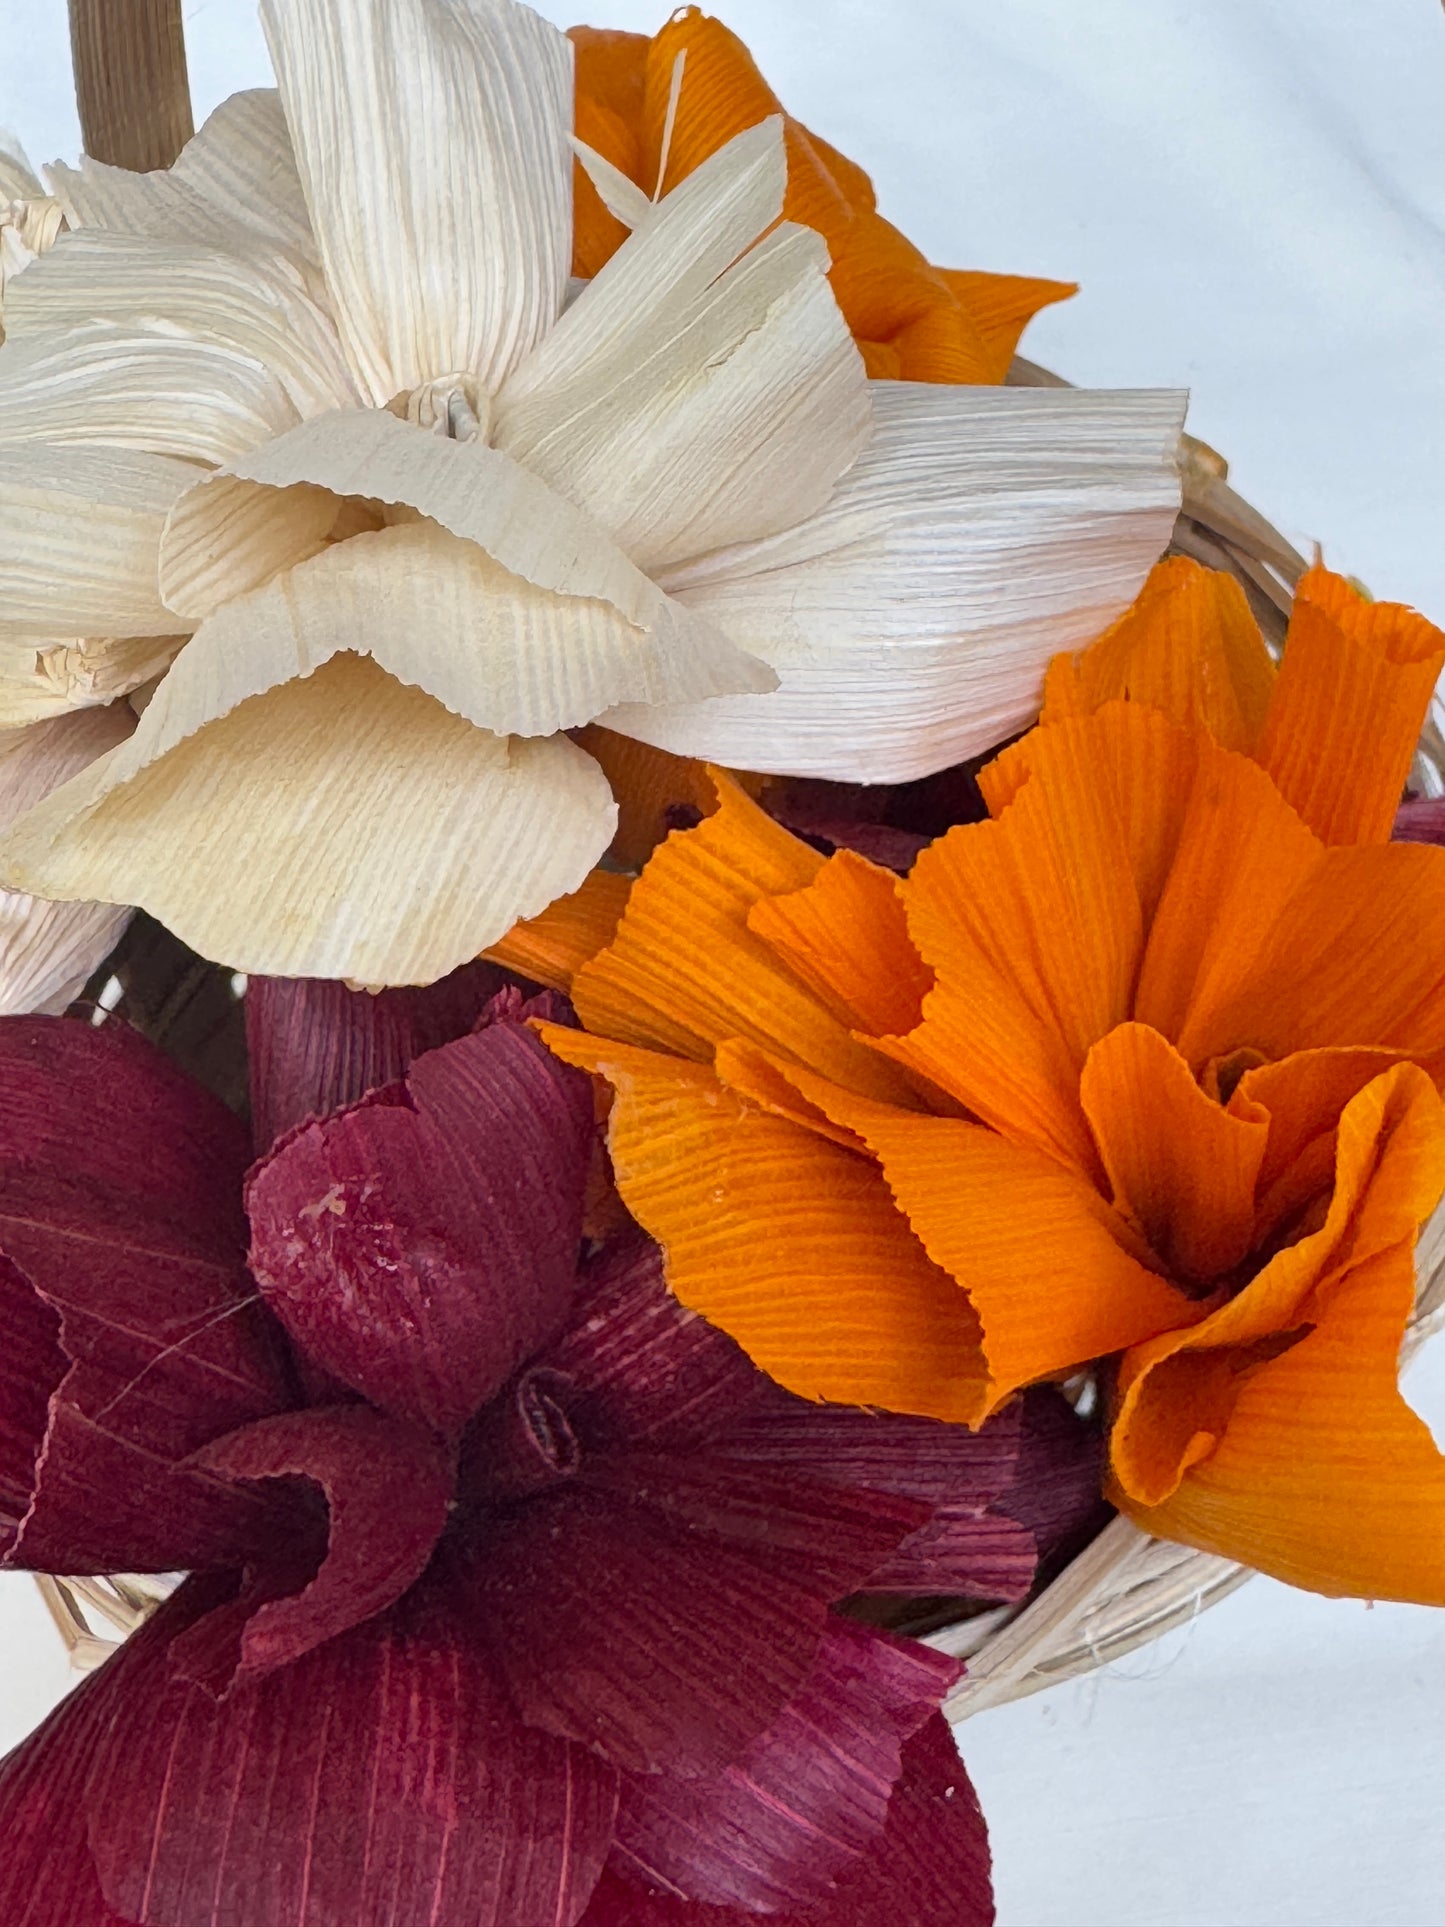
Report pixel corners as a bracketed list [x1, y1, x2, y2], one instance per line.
[0, 0, 1187, 984]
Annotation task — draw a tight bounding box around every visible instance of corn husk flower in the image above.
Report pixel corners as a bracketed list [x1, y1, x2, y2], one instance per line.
[0, 0, 1184, 986]
[0, 989, 1104, 1924]
[538, 561, 1445, 1605]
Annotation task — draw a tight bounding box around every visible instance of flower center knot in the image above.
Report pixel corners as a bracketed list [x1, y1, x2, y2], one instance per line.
[464, 1367, 582, 1507]
[384, 374, 491, 444]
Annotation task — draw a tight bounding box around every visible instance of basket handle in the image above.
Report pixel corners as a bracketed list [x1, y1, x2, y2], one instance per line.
[68, 0, 194, 172]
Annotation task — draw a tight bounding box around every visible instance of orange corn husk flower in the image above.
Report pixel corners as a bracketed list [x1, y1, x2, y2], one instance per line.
[535, 557, 1445, 1604]
[570, 10, 1075, 384]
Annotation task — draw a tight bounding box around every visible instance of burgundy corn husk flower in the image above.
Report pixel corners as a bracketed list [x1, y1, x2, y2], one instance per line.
[0, 990, 1105, 1927]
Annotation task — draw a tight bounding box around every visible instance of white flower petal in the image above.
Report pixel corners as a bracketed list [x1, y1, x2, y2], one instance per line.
[0, 446, 198, 641]
[46, 90, 318, 268]
[0, 321, 302, 465]
[0, 705, 134, 1014]
[0, 650, 617, 984]
[499, 117, 786, 412]
[499, 220, 869, 573]
[4, 230, 358, 419]
[603, 382, 1188, 782]
[160, 517, 771, 737]
[0, 141, 43, 202]
[569, 135, 654, 232]
[159, 473, 342, 623]
[155, 408, 774, 704]
[1, 137, 61, 323]
[259, 0, 572, 404]
[0, 634, 186, 726]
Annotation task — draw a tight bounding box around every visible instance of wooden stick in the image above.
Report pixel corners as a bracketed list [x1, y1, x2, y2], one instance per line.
[68, 0, 194, 173]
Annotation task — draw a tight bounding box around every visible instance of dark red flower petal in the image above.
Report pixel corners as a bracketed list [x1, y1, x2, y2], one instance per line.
[860, 1506, 1038, 1600]
[581, 1447, 930, 1598]
[764, 762, 991, 862]
[0, 1017, 252, 1234]
[0, 1573, 619, 1927]
[613, 1618, 958, 1912]
[468, 1441, 923, 1781]
[763, 802, 930, 874]
[246, 1020, 593, 1437]
[1393, 797, 1445, 845]
[170, 1404, 456, 1691]
[994, 1386, 1110, 1574]
[719, 1390, 1020, 1507]
[0, 1254, 65, 1544]
[0, 1018, 291, 1573]
[712, 1393, 1038, 1602]
[544, 1235, 768, 1448]
[581, 1715, 993, 1927]
[245, 961, 503, 1153]
[465, 1484, 872, 1778]
[482, 1238, 1046, 1611]
[817, 1712, 994, 1927]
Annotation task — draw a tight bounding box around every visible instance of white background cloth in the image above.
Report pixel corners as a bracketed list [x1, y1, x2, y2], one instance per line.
[2, 4, 1445, 1923]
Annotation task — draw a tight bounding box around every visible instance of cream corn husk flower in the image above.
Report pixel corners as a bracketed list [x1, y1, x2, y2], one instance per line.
[0, 0, 1186, 986]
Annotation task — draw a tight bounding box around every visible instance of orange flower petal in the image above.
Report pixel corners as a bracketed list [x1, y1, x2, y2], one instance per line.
[871, 1113, 1193, 1407]
[481, 868, 632, 991]
[1232, 1046, 1412, 1233]
[801, 1088, 1191, 1409]
[538, 1025, 988, 1423]
[1113, 1241, 1445, 1602]
[569, 26, 647, 126]
[796, 125, 877, 211]
[1140, 732, 1333, 1063]
[571, 774, 918, 1104]
[570, 12, 1061, 386]
[1038, 556, 1276, 756]
[748, 847, 933, 1040]
[896, 705, 1183, 1171]
[640, 7, 856, 259]
[1256, 567, 1445, 847]
[1135, 742, 1322, 1057]
[858, 341, 903, 380]
[870, 973, 1093, 1172]
[642, 11, 792, 196]
[571, 723, 724, 871]
[825, 223, 996, 384]
[1112, 1063, 1445, 1509]
[713, 1037, 867, 1151]
[1080, 1021, 1269, 1280]
[936, 268, 1078, 384]
[981, 699, 1200, 925]
[1178, 843, 1445, 1073]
